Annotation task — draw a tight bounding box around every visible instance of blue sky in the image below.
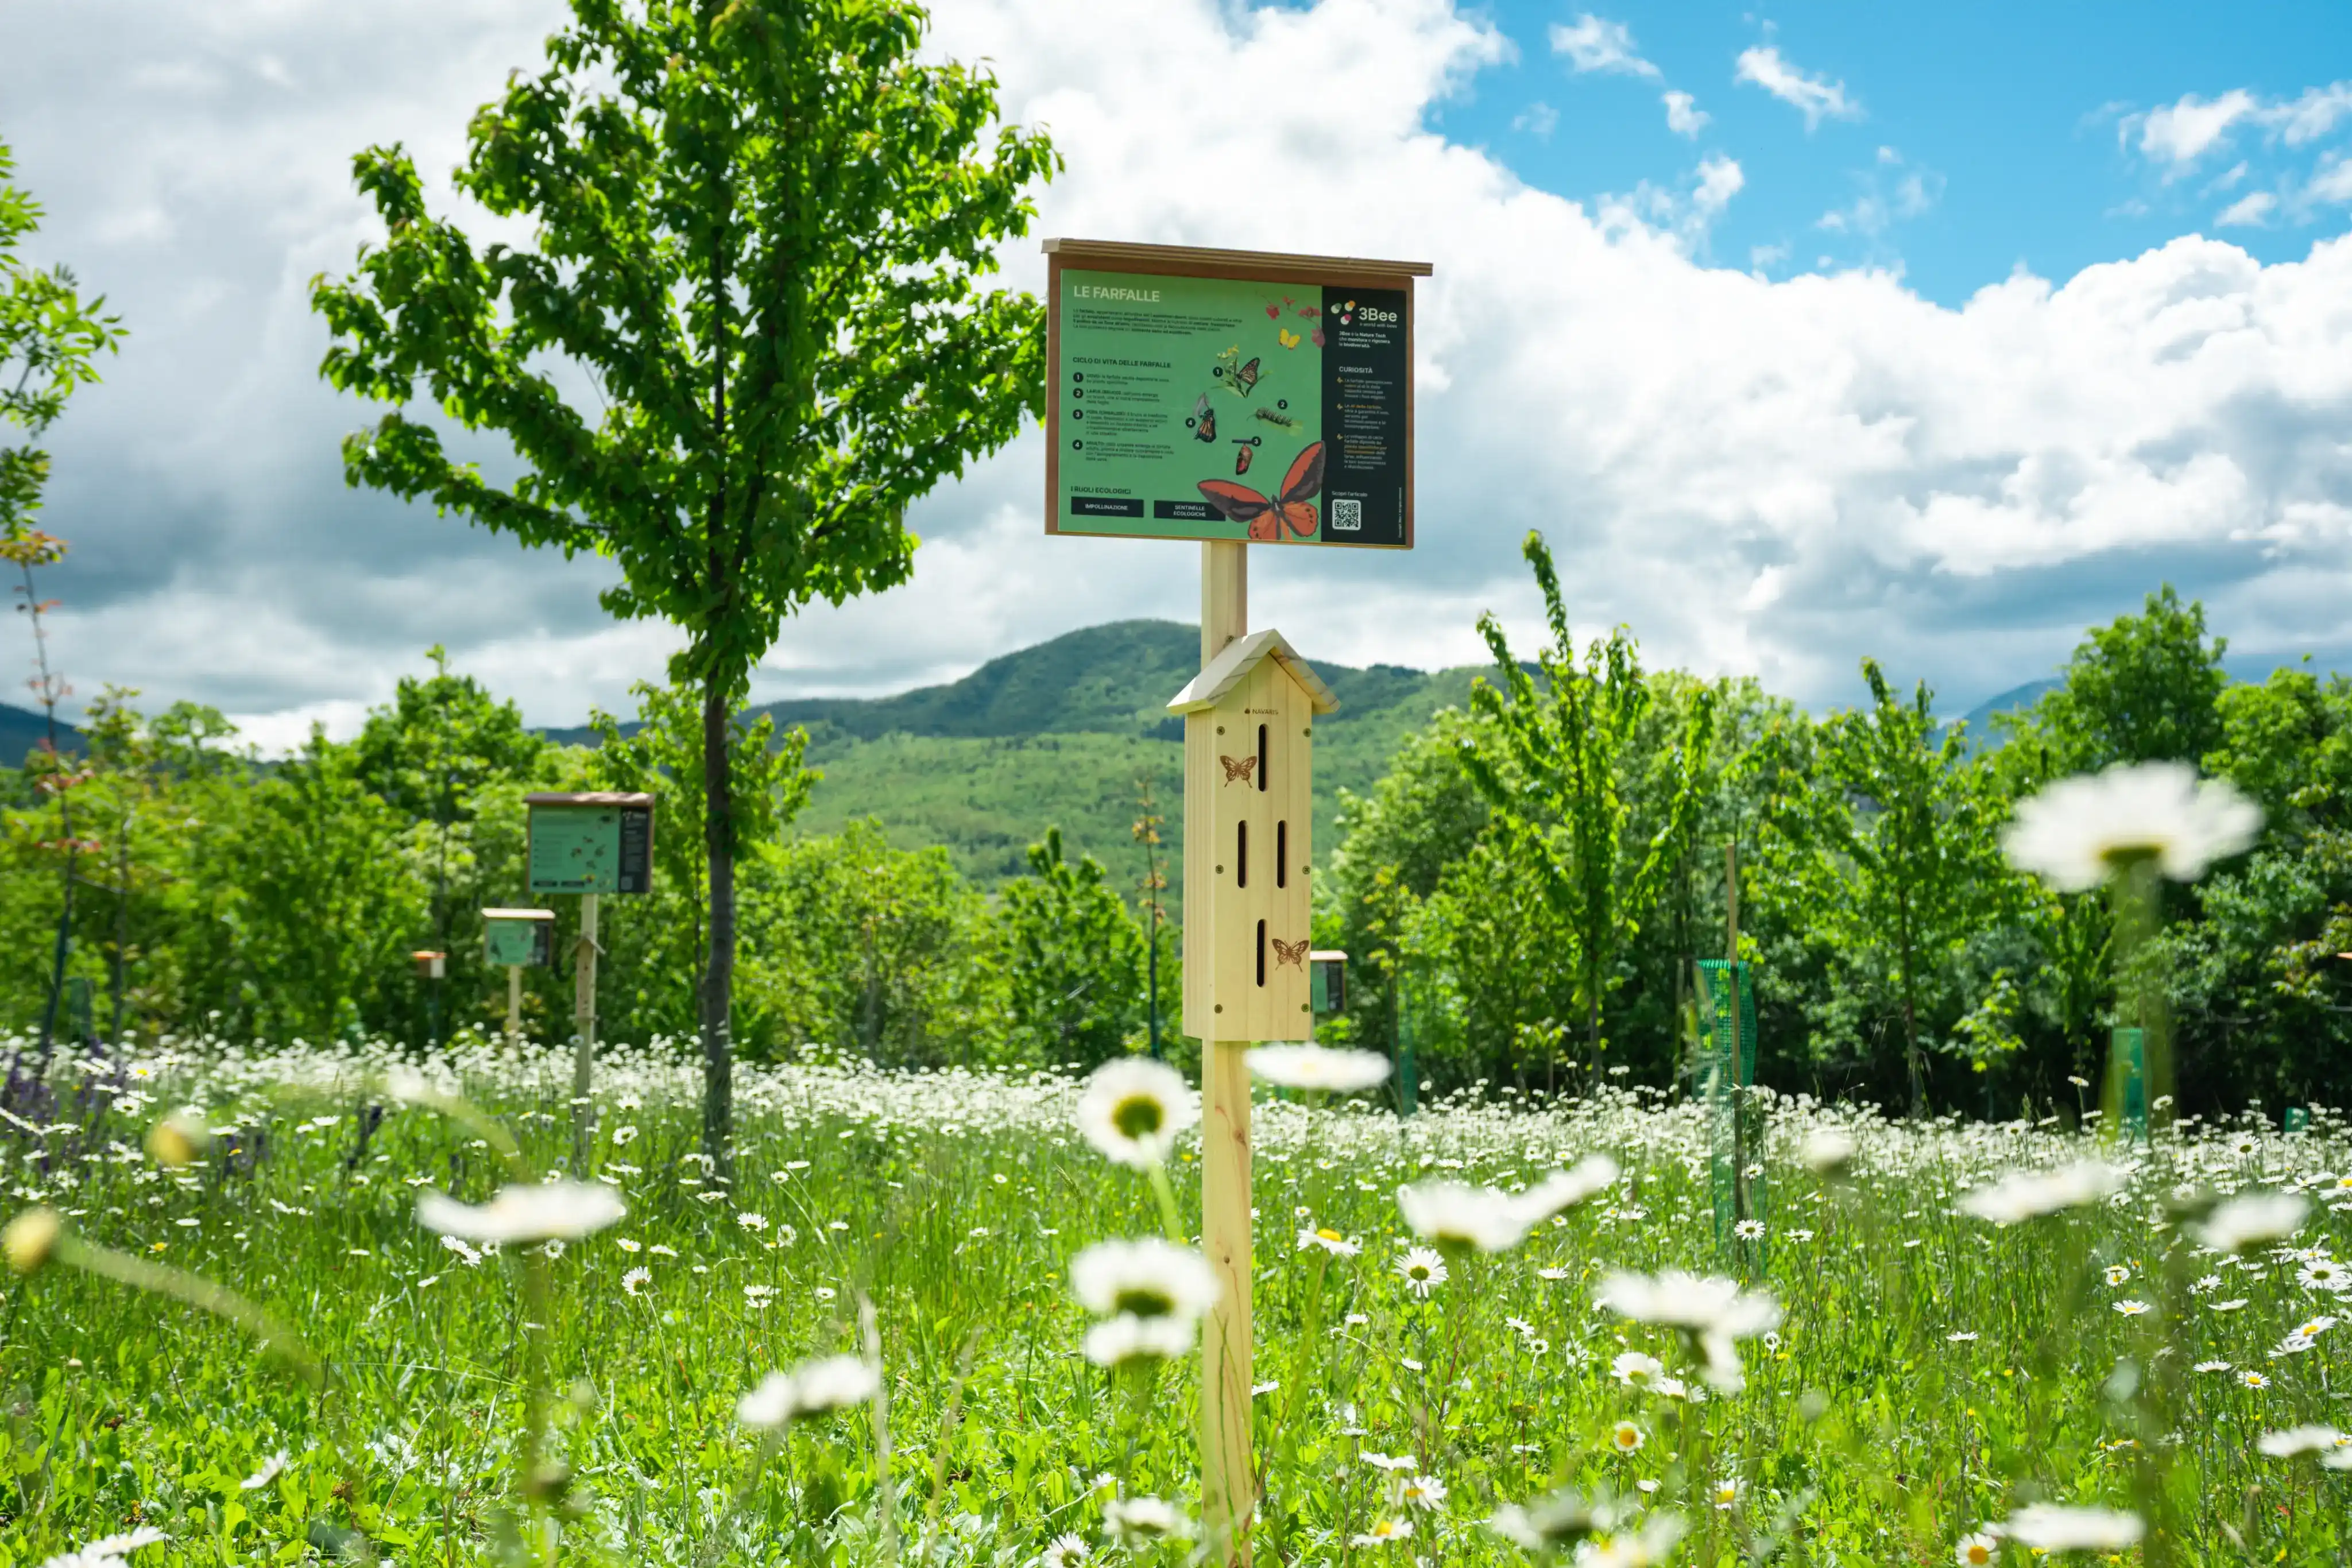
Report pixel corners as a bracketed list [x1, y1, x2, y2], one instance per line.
[5, 0, 2352, 741]
[1427, 1, 2352, 304]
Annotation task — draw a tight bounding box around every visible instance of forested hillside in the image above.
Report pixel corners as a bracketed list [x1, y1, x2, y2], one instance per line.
[9, 583, 2352, 1118]
[553, 620, 1479, 888]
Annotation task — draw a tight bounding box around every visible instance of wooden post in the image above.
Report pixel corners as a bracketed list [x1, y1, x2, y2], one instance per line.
[506, 965, 523, 1052]
[572, 891, 599, 1170]
[1198, 539, 1254, 1566]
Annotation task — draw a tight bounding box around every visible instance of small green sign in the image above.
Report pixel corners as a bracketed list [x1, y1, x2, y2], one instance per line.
[484, 911, 554, 967]
[2285, 1106, 2311, 1135]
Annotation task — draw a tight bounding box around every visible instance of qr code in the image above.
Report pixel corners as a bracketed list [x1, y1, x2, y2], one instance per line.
[1330, 497, 1363, 532]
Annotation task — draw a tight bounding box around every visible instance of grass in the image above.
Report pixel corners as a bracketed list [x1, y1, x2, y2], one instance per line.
[2, 1036, 2350, 1565]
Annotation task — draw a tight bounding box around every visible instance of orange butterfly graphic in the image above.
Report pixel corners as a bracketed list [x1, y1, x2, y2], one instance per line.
[1197, 442, 1324, 543]
[1228, 357, 1261, 397]
[1219, 755, 1258, 785]
[1271, 937, 1310, 968]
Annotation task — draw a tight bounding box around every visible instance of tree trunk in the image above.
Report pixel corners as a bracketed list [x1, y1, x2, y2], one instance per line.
[699, 675, 736, 1172]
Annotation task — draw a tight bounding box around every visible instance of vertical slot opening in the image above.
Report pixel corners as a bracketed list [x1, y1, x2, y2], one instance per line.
[1256, 723, 1268, 792]
[1276, 820, 1288, 888]
[1236, 820, 1248, 888]
[1256, 919, 1267, 988]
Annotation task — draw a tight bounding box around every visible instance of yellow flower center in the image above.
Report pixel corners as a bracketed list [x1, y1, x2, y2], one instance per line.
[1111, 1094, 1165, 1141]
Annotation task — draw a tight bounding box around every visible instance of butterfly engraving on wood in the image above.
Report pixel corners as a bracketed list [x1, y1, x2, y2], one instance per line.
[1218, 755, 1258, 785]
[1197, 442, 1325, 543]
[1271, 938, 1310, 968]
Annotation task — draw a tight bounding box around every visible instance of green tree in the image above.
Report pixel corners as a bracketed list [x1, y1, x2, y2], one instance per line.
[741, 820, 993, 1066]
[352, 647, 552, 1043]
[1775, 659, 2014, 1116]
[2, 137, 126, 541]
[1458, 531, 1716, 1081]
[311, 0, 1057, 1162]
[2, 138, 125, 1059]
[204, 730, 427, 1044]
[996, 826, 1145, 1070]
[590, 679, 815, 1037]
[2006, 584, 2229, 771]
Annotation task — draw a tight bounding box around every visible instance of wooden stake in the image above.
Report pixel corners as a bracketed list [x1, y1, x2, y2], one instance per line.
[1198, 539, 1254, 1566]
[572, 891, 599, 1171]
[506, 964, 523, 1052]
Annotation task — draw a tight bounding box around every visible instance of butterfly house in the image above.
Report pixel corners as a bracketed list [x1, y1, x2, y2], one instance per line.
[1167, 628, 1340, 1041]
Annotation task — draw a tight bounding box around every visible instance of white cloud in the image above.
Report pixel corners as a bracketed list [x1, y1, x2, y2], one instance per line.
[10, 0, 2352, 738]
[1818, 149, 1942, 239]
[1662, 90, 1708, 138]
[1691, 154, 1745, 219]
[2126, 80, 2352, 176]
[1734, 45, 1860, 130]
[1514, 100, 1559, 139]
[2215, 190, 2276, 227]
[2270, 80, 2352, 146]
[2308, 153, 2352, 205]
[1549, 13, 1658, 78]
[2132, 88, 2260, 170]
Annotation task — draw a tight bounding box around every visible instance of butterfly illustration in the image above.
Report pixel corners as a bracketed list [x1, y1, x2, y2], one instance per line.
[1271, 937, 1310, 968]
[1264, 301, 1281, 320]
[1277, 328, 1302, 350]
[1219, 755, 1258, 785]
[1192, 394, 1216, 443]
[1197, 441, 1324, 543]
[1228, 357, 1262, 397]
[1233, 442, 1254, 477]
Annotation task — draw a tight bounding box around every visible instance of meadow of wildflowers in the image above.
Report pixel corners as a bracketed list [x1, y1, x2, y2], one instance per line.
[2, 1031, 2349, 1566]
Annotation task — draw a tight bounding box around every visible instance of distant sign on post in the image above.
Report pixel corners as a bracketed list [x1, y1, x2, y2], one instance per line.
[525, 792, 655, 895]
[1043, 240, 1428, 549]
[483, 907, 556, 967]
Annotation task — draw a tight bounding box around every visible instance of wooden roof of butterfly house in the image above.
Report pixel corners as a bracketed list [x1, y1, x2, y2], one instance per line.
[1165, 629, 1340, 717]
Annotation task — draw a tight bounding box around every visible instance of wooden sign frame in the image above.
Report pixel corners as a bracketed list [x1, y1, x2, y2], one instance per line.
[1042, 239, 1429, 551]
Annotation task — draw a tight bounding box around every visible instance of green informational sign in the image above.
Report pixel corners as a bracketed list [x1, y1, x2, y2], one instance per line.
[2111, 1027, 2148, 1141]
[527, 801, 653, 895]
[484, 910, 555, 967]
[1047, 269, 1410, 548]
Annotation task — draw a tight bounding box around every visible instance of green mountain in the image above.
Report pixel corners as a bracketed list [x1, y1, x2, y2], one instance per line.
[555, 620, 1478, 891]
[1, 702, 75, 765]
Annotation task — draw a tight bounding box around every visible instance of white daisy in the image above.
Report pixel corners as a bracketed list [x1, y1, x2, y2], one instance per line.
[1297, 1227, 1362, 1257]
[2194, 1192, 2308, 1254]
[415, 1181, 624, 1244]
[1953, 1531, 1997, 1566]
[1082, 1313, 1197, 1368]
[1396, 1246, 1449, 1297]
[1956, 1162, 2123, 1225]
[2257, 1424, 2347, 1458]
[1069, 1239, 1219, 1323]
[1396, 1180, 1531, 1253]
[1074, 1059, 1197, 1168]
[1999, 1504, 2144, 1552]
[1101, 1496, 1189, 1545]
[736, 1355, 880, 1429]
[1245, 1044, 1390, 1093]
[1611, 1350, 1665, 1388]
[2004, 761, 2260, 890]
[1512, 1155, 1621, 1225]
